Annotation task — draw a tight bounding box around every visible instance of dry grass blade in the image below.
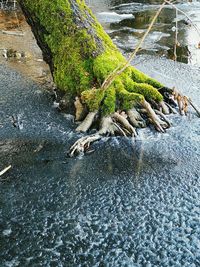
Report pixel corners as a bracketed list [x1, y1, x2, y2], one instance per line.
[0, 165, 12, 177]
[173, 7, 178, 61]
[188, 99, 200, 117]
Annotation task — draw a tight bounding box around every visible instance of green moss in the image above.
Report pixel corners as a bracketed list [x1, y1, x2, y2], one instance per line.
[115, 79, 144, 110]
[123, 75, 163, 102]
[93, 49, 125, 84]
[80, 0, 119, 52]
[20, 0, 98, 94]
[101, 86, 116, 115]
[129, 67, 163, 89]
[20, 0, 165, 115]
[81, 88, 104, 111]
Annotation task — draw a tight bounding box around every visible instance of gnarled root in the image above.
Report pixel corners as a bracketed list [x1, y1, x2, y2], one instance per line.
[68, 72, 200, 157]
[127, 108, 146, 128]
[154, 110, 171, 127]
[76, 111, 97, 132]
[164, 102, 177, 114]
[74, 97, 87, 121]
[159, 100, 170, 115]
[173, 88, 200, 117]
[173, 88, 188, 115]
[69, 133, 101, 157]
[70, 116, 118, 156]
[98, 116, 117, 135]
[112, 112, 137, 137]
[141, 100, 169, 132]
[69, 112, 139, 156]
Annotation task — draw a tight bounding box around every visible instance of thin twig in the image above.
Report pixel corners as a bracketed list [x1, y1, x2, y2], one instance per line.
[174, 7, 178, 61]
[165, 0, 200, 38]
[0, 165, 12, 177]
[188, 98, 200, 117]
[101, 0, 200, 92]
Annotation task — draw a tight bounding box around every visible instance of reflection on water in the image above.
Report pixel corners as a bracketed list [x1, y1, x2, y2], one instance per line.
[88, 0, 200, 66]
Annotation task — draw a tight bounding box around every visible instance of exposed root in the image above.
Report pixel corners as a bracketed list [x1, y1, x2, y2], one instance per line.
[112, 122, 127, 136]
[141, 100, 168, 132]
[0, 165, 12, 177]
[154, 110, 171, 127]
[69, 134, 101, 157]
[173, 88, 200, 117]
[98, 116, 117, 135]
[177, 95, 185, 115]
[183, 96, 189, 115]
[173, 88, 187, 115]
[158, 87, 177, 108]
[70, 115, 119, 156]
[112, 112, 137, 137]
[159, 100, 170, 115]
[74, 97, 87, 121]
[164, 102, 177, 114]
[129, 107, 144, 121]
[76, 111, 97, 132]
[69, 82, 200, 157]
[127, 109, 146, 128]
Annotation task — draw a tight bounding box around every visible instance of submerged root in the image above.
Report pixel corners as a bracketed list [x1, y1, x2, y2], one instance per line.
[69, 133, 101, 157]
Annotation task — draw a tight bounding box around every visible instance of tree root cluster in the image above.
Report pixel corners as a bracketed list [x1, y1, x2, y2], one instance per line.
[68, 84, 198, 157]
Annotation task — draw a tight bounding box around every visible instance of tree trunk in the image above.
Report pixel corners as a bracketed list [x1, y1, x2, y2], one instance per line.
[17, 0, 180, 155]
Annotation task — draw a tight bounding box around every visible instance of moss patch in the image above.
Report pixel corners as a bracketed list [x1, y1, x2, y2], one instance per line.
[101, 86, 116, 115]
[19, 0, 165, 116]
[81, 88, 104, 111]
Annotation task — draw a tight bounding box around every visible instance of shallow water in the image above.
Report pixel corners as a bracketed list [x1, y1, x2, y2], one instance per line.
[1, 1, 200, 267]
[0, 57, 200, 266]
[89, 0, 200, 66]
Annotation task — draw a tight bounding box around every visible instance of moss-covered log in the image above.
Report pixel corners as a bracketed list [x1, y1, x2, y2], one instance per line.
[17, 0, 186, 155]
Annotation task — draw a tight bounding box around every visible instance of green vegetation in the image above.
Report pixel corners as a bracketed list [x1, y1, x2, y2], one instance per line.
[19, 0, 164, 115]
